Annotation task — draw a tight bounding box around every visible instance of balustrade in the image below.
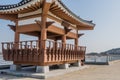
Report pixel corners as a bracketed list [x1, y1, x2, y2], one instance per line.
[2, 40, 86, 65]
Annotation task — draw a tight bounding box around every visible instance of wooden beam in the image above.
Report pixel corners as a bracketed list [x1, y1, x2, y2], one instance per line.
[47, 25, 65, 35]
[48, 34, 60, 38]
[17, 23, 41, 33]
[21, 32, 40, 37]
[0, 14, 17, 22]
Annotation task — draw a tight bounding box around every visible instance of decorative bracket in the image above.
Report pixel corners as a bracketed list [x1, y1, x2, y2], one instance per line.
[61, 21, 70, 28]
[35, 20, 42, 29]
[64, 27, 72, 34]
[78, 33, 84, 38]
[61, 21, 72, 34]
[35, 20, 54, 29]
[46, 21, 54, 28]
[8, 24, 16, 32]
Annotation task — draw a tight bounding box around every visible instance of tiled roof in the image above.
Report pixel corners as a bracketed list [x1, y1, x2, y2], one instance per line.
[0, 0, 95, 29]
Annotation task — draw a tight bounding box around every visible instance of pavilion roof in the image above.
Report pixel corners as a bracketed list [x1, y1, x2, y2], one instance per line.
[0, 0, 95, 30]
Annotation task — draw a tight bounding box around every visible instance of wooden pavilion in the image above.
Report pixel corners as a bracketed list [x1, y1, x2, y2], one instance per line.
[0, 0, 95, 73]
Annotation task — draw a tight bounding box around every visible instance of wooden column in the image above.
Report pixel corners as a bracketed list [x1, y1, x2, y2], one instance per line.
[40, 0, 52, 64]
[14, 20, 20, 49]
[62, 35, 66, 61]
[75, 38, 78, 47]
[62, 35, 66, 47]
[75, 30, 78, 48]
[74, 30, 78, 61]
[40, 20, 47, 63]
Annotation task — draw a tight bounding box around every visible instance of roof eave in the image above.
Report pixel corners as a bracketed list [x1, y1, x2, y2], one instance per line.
[77, 24, 95, 30]
[57, 0, 95, 28]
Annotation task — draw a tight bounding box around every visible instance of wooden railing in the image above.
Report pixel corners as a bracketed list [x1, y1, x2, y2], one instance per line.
[2, 40, 86, 65]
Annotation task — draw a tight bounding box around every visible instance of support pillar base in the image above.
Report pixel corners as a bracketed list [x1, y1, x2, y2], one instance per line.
[72, 61, 81, 67]
[36, 66, 49, 73]
[59, 64, 69, 69]
[10, 64, 21, 71]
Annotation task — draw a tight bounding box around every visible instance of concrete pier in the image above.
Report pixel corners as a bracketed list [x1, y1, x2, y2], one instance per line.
[10, 65, 21, 71]
[72, 61, 81, 67]
[59, 64, 69, 69]
[36, 66, 49, 73]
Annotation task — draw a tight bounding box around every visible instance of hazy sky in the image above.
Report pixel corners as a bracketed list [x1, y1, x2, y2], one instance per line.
[0, 0, 120, 53]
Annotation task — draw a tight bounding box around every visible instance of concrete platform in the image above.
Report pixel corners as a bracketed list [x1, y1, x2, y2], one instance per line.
[0, 65, 88, 79]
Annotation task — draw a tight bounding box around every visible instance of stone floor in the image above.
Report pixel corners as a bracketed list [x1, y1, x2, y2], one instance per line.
[0, 65, 88, 79]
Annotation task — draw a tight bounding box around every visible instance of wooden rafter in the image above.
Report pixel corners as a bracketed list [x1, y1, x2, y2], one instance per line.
[50, 5, 59, 10]
[50, 7, 61, 11]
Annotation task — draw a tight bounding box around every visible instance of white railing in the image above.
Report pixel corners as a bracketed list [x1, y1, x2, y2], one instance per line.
[85, 55, 120, 64]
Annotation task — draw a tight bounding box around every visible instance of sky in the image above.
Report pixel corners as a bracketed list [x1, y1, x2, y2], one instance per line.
[0, 0, 120, 53]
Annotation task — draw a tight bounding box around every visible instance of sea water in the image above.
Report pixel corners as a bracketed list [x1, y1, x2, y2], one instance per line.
[0, 55, 13, 66]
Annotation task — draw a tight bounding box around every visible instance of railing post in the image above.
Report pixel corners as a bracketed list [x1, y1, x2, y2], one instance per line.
[62, 35, 66, 61]
[56, 41, 59, 61]
[2, 43, 4, 51]
[48, 41, 51, 61]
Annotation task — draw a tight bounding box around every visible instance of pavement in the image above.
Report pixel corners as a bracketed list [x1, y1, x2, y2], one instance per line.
[0, 65, 88, 79]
